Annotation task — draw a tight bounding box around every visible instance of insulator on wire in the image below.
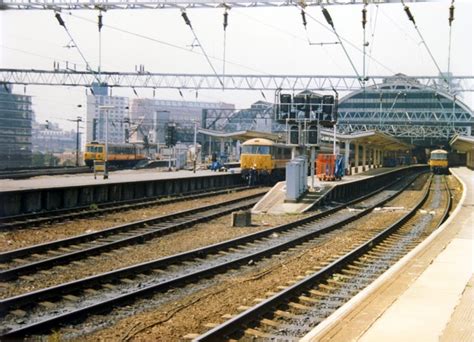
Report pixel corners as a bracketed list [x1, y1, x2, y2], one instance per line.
[404, 6, 416, 25]
[55, 13, 66, 27]
[362, 8, 367, 29]
[322, 8, 334, 29]
[301, 10, 307, 29]
[181, 11, 192, 28]
[98, 13, 103, 32]
[223, 11, 228, 31]
[449, 4, 455, 26]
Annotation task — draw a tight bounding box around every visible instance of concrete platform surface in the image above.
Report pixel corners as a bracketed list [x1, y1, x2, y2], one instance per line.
[252, 166, 407, 214]
[0, 168, 239, 192]
[301, 167, 473, 342]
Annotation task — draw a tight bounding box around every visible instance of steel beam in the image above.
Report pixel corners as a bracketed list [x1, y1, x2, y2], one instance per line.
[1, 69, 473, 92]
[0, 0, 434, 11]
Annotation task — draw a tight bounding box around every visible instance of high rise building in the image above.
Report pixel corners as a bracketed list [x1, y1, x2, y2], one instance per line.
[0, 84, 33, 169]
[130, 98, 235, 144]
[86, 94, 129, 144]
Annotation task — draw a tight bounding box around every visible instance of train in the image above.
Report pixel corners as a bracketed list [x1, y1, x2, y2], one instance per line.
[428, 149, 449, 174]
[84, 141, 147, 168]
[240, 138, 292, 184]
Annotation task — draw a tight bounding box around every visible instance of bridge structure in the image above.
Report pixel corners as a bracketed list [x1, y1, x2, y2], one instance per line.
[1, 68, 473, 144]
[0, 0, 435, 11]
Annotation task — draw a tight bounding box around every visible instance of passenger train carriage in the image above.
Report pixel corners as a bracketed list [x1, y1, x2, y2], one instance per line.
[84, 142, 146, 168]
[429, 149, 448, 174]
[240, 138, 292, 184]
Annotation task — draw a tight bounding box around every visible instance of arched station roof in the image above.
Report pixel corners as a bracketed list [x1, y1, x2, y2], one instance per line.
[337, 74, 474, 141]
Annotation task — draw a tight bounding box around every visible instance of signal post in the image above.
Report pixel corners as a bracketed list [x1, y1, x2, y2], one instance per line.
[275, 90, 338, 196]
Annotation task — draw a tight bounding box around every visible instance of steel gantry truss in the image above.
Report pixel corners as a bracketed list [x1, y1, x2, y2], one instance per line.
[1, 69, 473, 92]
[0, 0, 434, 11]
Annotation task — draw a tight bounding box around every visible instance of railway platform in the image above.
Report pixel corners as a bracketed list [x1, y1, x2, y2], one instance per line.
[302, 166, 473, 342]
[253, 165, 418, 214]
[0, 168, 243, 217]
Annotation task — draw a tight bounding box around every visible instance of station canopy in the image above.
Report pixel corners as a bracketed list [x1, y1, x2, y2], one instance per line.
[321, 129, 413, 151]
[197, 128, 282, 142]
[200, 128, 410, 151]
[449, 134, 474, 153]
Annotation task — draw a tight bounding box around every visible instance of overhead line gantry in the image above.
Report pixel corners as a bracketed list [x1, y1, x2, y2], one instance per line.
[1, 69, 473, 92]
[0, 0, 435, 11]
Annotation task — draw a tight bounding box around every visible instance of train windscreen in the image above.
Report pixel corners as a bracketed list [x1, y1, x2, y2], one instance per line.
[242, 146, 270, 154]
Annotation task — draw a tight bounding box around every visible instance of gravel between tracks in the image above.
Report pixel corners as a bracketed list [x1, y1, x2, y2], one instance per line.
[59, 174, 443, 341]
[0, 188, 268, 253]
[3, 202, 310, 298]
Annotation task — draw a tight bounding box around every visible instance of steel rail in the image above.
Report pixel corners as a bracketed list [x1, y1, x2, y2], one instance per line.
[0, 170, 425, 338]
[0, 192, 264, 280]
[0, 185, 253, 230]
[195, 174, 442, 341]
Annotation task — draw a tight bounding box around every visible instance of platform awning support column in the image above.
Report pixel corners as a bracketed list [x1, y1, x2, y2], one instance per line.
[344, 140, 350, 175]
[362, 144, 367, 171]
[354, 142, 359, 174]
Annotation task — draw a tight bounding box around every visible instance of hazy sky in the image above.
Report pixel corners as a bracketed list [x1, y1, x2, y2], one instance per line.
[1, 0, 473, 130]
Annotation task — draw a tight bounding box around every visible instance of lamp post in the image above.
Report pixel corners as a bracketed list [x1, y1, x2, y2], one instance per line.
[99, 105, 115, 179]
[193, 120, 198, 173]
[68, 111, 83, 167]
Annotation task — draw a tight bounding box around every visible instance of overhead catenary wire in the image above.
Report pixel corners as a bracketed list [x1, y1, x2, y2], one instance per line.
[300, 6, 338, 46]
[447, 0, 455, 80]
[181, 10, 224, 87]
[361, 1, 369, 88]
[400, 0, 449, 86]
[66, 12, 273, 77]
[98, 11, 103, 82]
[222, 8, 229, 90]
[294, 5, 396, 74]
[54, 12, 100, 83]
[319, 6, 363, 86]
[366, 4, 379, 75]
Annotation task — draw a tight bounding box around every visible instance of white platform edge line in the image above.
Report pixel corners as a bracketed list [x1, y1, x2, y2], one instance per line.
[300, 168, 468, 342]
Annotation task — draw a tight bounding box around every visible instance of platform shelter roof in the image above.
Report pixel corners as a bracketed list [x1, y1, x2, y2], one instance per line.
[197, 128, 282, 142]
[321, 130, 413, 151]
[449, 134, 474, 152]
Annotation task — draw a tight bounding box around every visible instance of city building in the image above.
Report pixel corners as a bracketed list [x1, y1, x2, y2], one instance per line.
[130, 98, 235, 144]
[86, 92, 129, 144]
[0, 84, 33, 169]
[32, 121, 78, 153]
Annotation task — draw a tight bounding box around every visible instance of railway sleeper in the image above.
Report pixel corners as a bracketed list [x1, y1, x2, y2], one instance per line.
[244, 328, 274, 339]
[288, 302, 311, 311]
[273, 309, 301, 319]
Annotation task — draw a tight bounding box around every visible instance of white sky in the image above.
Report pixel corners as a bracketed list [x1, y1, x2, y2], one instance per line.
[1, 0, 473, 130]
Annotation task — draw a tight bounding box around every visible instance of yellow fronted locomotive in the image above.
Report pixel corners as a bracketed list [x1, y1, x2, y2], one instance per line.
[240, 138, 292, 184]
[429, 149, 448, 174]
[84, 142, 146, 168]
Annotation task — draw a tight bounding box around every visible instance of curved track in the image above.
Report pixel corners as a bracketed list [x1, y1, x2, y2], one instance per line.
[0, 170, 426, 339]
[195, 175, 451, 341]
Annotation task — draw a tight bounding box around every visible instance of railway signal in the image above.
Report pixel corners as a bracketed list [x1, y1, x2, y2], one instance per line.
[165, 124, 177, 147]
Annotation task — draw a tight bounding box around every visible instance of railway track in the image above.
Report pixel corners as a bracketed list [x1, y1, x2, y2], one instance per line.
[0, 170, 426, 339]
[0, 191, 265, 281]
[0, 185, 255, 230]
[0, 167, 91, 180]
[195, 175, 451, 341]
